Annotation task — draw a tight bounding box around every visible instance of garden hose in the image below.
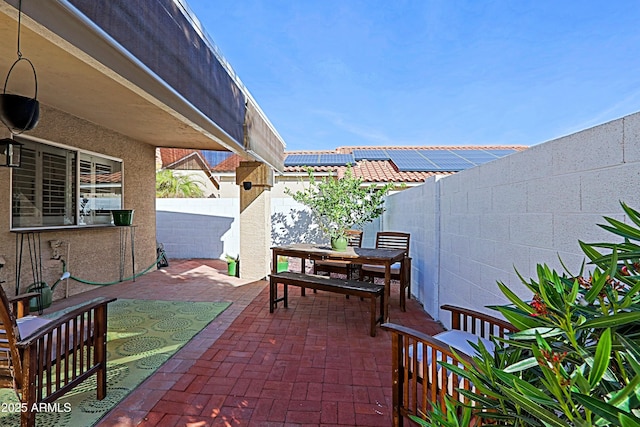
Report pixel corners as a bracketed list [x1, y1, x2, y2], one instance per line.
[68, 253, 165, 287]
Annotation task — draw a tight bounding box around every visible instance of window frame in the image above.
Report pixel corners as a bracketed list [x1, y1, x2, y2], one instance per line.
[10, 135, 124, 231]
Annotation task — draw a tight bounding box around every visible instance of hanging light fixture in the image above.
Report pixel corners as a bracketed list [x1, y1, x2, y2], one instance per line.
[0, 0, 40, 135]
[0, 137, 23, 167]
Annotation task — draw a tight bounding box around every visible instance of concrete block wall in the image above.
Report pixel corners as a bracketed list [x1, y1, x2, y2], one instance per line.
[157, 198, 327, 261]
[383, 178, 441, 315]
[156, 199, 239, 260]
[383, 112, 640, 327]
[271, 198, 327, 246]
[157, 197, 383, 261]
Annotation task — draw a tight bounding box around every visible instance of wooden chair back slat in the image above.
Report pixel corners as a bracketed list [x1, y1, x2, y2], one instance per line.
[363, 232, 412, 310]
[375, 231, 410, 255]
[346, 230, 363, 247]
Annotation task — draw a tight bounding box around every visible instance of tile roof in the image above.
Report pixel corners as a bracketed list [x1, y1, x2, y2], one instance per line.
[160, 148, 242, 172]
[158, 145, 526, 184]
[284, 161, 450, 183]
[158, 148, 222, 189]
[159, 148, 200, 168]
[209, 153, 243, 172]
[282, 145, 526, 182]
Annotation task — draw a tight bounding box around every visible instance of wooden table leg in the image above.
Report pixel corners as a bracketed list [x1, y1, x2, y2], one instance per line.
[284, 283, 288, 308]
[301, 258, 306, 296]
[269, 276, 275, 313]
[370, 295, 376, 337]
[384, 263, 391, 322]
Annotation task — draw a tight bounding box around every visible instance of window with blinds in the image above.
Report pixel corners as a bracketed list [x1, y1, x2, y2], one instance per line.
[42, 151, 70, 223]
[79, 153, 122, 225]
[11, 138, 123, 229]
[12, 147, 38, 225]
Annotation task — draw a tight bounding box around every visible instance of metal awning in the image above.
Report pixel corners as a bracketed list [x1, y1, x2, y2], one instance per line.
[0, 0, 285, 171]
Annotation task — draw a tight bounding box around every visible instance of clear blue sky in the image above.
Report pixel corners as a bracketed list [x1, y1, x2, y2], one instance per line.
[185, 0, 640, 151]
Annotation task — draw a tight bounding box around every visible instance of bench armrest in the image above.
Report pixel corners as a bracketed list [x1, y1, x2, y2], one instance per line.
[382, 321, 437, 343]
[8, 292, 40, 318]
[441, 304, 517, 339]
[382, 322, 474, 362]
[16, 297, 116, 347]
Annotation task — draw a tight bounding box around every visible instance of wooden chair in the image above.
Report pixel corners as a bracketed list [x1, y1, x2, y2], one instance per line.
[382, 305, 517, 427]
[361, 231, 411, 310]
[0, 285, 116, 427]
[313, 229, 363, 279]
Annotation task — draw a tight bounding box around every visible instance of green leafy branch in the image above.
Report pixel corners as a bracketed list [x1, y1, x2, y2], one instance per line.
[421, 202, 640, 427]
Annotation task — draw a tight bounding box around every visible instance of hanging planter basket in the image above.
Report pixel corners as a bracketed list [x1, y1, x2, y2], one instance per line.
[0, 57, 39, 134]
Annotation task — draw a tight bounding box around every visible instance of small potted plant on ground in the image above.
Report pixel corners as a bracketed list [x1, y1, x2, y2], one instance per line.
[276, 255, 289, 272]
[225, 254, 239, 277]
[286, 165, 394, 251]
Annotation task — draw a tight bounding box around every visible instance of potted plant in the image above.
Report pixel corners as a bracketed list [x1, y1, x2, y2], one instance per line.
[111, 209, 135, 226]
[286, 165, 394, 251]
[225, 254, 239, 277]
[276, 255, 289, 272]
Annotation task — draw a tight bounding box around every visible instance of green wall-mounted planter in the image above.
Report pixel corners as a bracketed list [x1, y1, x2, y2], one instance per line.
[111, 209, 134, 226]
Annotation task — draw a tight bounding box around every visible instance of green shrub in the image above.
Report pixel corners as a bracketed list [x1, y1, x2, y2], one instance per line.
[425, 202, 640, 427]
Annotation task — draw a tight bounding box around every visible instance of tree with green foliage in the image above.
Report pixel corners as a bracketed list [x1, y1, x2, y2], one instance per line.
[285, 165, 395, 240]
[156, 169, 205, 198]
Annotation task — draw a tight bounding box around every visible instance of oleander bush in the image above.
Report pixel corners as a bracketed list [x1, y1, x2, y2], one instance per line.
[420, 202, 640, 427]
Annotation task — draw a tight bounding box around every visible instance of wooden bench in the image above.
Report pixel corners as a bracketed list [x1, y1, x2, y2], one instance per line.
[269, 271, 385, 336]
[382, 305, 518, 426]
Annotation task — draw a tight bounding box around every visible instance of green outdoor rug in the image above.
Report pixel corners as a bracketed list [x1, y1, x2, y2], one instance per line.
[0, 298, 230, 427]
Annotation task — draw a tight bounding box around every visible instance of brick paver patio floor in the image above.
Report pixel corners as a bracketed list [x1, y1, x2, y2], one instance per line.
[47, 259, 443, 426]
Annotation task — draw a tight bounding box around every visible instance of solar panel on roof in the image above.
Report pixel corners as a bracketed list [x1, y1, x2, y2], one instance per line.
[318, 154, 354, 166]
[352, 149, 390, 161]
[431, 159, 474, 171]
[284, 154, 320, 166]
[284, 148, 518, 170]
[417, 150, 456, 159]
[453, 151, 496, 163]
[486, 149, 517, 157]
[388, 150, 437, 172]
[464, 156, 496, 164]
[418, 149, 508, 169]
[416, 151, 462, 168]
[454, 150, 493, 158]
[418, 150, 472, 164]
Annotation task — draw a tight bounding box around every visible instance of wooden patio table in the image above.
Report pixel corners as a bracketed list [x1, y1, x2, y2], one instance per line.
[270, 244, 406, 322]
